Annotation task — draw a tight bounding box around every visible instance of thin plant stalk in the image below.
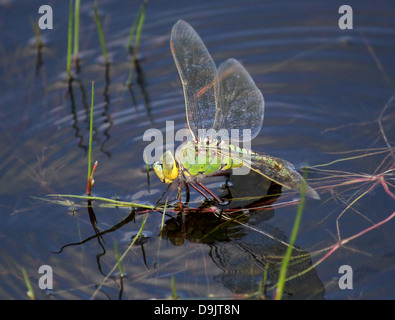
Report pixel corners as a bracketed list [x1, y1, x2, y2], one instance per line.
[88, 81, 94, 180]
[30, 17, 44, 74]
[257, 262, 269, 298]
[275, 181, 307, 300]
[29, 18, 43, 48]
[160, 198, 168, 233]
[170, 275, 179, 299]
[126, 1, 146, 85]
[86, 161, 97, 196]
[21, 268, 35, 300]
[66, 0, 73, 79]
[90, 214, 148, 299]
[73, 0, 80, 61]
[126, 3, 144, 51]
[46, 193, 155, 210]
[152, 198, 168, 269]
[86, 81, 96, 195]
[94, 1, 109, 65]
[144, 151, 150, 192]
[114, 240, 124, 277]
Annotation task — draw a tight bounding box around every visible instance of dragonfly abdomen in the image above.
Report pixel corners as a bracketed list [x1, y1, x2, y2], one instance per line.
[219, 144, 256, 171]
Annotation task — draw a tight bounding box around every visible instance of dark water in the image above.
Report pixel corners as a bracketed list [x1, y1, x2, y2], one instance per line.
[0, 0, 394, 299]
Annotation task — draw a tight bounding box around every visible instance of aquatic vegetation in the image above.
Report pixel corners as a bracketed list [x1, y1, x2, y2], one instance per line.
[93, 1, 110, 65]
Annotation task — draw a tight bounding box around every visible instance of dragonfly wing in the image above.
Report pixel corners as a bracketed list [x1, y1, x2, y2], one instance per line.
[216, 58, 264, 142]
[170, 20, 218, 139]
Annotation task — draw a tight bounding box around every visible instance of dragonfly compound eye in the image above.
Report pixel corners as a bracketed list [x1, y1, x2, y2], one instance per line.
[153, 161, 166, 182]
[153, 151, 179, 184]
[162, 151, 179, 181]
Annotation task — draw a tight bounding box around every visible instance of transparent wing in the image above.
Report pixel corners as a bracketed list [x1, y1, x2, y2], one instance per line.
[216, 58, 264, 142]
[170, 20, 218, 139]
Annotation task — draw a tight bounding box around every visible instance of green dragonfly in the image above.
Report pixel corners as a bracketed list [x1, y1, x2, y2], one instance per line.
[153, 20, 319, 203]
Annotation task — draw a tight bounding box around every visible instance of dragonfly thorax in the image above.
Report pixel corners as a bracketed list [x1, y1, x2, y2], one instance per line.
[153, 140, 253, 184]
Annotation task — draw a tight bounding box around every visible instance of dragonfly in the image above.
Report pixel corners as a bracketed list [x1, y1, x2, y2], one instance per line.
[153, 20, 320, 204]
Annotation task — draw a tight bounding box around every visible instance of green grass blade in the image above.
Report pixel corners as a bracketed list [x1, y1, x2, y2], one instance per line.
[275, 180, 307, 300]
[90, 214, 148, 299]
[257, 262, 269, 298]
[29, 18, 42, 48]
[171, 275, 179, 299]
[21, 267, 35, 300]
[143, 151, 151, 192]
[126, 1, 146, 85]
[126, 4, 144, 51]
[114, 240, 124, 277]
[73, 0, 80, 60]
[45, 193, 155, 209]
[94, 1, 109, 64]
[88, 81, 94, 180]
[66, 0, 73, 79]
[160, 198, 167, 234]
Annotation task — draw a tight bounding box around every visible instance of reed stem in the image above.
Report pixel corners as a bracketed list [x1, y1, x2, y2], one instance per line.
[275, 181, 307, 300]
[88, 81, 94, 180]
[21, 267, 35, 300]
[114, 240, 124, 277]
[66, 0, 73, 79]
[126, 1, 146, 85]
[73, 0, 80, 61]
[94, 1, 110, 64]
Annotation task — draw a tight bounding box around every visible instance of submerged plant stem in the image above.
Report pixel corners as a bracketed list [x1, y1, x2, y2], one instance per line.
[21, 267, 35, 300]
[126, 3, 144, 51]
[94, 1, 109, 64]
[126, 1, 146, 85]
[114, 240, 124, 277]
[73, 0, 80, 61]
[47, 193, 155, 210]
[90, 214, 148, 299]
[88, 81, 94, 180]
[66, 0, 73, 79]
[275, 181, 307, 300]
[86, 81, 96, 196]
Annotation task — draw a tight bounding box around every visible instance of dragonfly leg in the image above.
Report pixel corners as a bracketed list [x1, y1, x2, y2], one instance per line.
[205, 171, 231, 186]
[177, 178, 184, 210]
[187, 182, 211, 200]
[190, 181, 224, 204]
[205, 172, 230, 178]
[224, 172, 230, 186]
[155, 183, 172, 207]
[184, 180, 190, 205]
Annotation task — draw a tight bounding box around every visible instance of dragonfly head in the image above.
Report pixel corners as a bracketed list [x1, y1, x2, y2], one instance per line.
[153, 150, 179, 184]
